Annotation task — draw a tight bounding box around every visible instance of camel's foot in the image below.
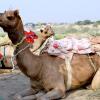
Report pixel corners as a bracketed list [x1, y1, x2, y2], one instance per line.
[13, 91, 45, 100]
[13, 94, 22, 100]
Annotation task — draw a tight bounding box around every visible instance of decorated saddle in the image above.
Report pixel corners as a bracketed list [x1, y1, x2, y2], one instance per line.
[42, 36, 100, 59]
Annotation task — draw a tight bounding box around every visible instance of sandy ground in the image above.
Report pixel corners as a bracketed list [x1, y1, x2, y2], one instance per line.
[0, 70, 100, 100]
[0, 71, 30, 100]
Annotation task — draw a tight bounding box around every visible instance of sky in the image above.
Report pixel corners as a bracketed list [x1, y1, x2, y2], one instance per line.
[0, 0, 100, 24]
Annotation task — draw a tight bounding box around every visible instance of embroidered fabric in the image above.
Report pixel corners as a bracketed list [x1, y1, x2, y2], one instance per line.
[46, 37, 95, 57]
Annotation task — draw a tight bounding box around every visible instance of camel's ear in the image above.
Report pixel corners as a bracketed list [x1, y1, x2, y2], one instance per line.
[14, 10, 19, 16]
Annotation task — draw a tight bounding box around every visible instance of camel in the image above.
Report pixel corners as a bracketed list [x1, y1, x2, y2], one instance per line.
[30, 25, 54, 53]
[0, 10, 100, 100]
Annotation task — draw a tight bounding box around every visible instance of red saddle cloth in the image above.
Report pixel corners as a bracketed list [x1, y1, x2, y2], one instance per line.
[24, 31, 38, 43]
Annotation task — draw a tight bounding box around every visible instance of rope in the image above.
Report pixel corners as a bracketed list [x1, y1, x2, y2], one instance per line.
[88, 54, 97, 72]
[14, 44, 30, 57]
[13, 36, 26, 48]
[1, 34, 34, 70]
[11, 57, 15, 70]
[11, 44, 31, 71]
[11, 35, 31, 70]
[33, 36, 54, 55]
[65, 53, 73, 90]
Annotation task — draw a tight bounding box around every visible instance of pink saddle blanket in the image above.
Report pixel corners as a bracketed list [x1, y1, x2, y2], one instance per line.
[44, 37, 95, 58]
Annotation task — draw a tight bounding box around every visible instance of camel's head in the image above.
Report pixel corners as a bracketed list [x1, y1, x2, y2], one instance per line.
[40, 25, 54, 39]
[0, 10, 21, 29]
[0, 10, 24, 44]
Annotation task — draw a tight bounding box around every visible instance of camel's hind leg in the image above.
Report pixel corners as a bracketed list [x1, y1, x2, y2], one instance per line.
[91, 68, 100, 90]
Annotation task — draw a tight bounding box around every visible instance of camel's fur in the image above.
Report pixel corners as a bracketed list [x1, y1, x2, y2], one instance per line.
[0, 10, 100, 100]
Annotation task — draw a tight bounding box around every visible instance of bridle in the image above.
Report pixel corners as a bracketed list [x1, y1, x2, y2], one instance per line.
[88, 54, 97, 72]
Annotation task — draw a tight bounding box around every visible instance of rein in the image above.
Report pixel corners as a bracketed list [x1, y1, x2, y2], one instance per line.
[11, 39, 31, 70]
[11, 44, 31, 70]
[65, 53, 73, 90]
[13, 36, 26, 48]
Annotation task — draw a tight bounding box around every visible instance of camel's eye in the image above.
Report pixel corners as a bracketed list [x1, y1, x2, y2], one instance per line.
[45, 31, 48, 34]
[40, 29, 43, 33]
[7, 16, 15, 20]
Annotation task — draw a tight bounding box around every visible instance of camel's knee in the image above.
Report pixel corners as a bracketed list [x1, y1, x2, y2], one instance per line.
[56, 87, 66, 97]
[58, 83, 66, 93]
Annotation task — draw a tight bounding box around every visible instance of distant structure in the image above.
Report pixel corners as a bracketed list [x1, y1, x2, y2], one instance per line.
[24, 23, 35, 31]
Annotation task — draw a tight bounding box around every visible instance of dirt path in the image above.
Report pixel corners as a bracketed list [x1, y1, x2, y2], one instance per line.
[0, 70, 100, 100]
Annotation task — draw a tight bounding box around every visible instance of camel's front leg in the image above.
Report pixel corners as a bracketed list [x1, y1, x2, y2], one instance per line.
[37, 88, 65, 100]
[22, 91, 45, 100]
[13, 88, 38, 100]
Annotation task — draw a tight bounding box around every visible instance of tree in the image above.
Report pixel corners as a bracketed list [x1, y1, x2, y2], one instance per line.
[75, 20, 93, 25]
[95, 20, 100, 24]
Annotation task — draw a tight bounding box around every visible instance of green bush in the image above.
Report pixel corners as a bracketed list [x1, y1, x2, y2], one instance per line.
[54, 34, 66, 40]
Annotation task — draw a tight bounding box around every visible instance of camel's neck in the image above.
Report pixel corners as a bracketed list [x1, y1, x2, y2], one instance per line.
[15, 41, 42, 77]
[37, 35, 46, 44]
[14, 40, 30, 55]
[37, 33, 47, 43]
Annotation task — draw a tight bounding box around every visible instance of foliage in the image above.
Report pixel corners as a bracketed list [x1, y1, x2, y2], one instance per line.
[95, 20, 100, 24]
[54, 33, 66, 39]
[76, 20, 93, 25]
